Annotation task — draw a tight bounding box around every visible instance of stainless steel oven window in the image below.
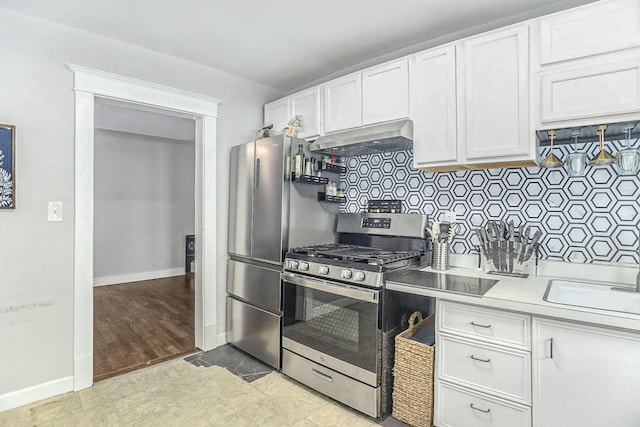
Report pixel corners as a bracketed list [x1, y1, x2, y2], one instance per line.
[282, 275, 381, 375]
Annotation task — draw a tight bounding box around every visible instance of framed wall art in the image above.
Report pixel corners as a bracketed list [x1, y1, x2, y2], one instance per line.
[0, 124, 15, 209]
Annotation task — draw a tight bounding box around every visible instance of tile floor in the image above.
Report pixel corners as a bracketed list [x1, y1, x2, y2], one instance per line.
[0, 350, 409, 426]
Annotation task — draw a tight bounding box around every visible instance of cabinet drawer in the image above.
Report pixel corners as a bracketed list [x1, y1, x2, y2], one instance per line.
[282, 349, 379, 418]
[435, 380, 531, 427]
[438, 301, 530, 350]
[437, 334, 531, 405]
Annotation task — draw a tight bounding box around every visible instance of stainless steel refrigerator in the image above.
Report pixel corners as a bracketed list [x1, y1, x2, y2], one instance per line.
[226, 134, 337, 369]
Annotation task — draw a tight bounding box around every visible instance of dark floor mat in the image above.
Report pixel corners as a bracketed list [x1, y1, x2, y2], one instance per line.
[184, 344, 274, 382]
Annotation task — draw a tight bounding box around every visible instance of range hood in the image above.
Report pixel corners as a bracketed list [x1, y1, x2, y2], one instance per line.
[309, 119, 413, 157]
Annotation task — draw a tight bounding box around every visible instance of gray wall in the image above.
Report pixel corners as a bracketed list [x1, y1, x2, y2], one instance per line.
[94, 129, 195, 283]
[0, 8, 282, 396]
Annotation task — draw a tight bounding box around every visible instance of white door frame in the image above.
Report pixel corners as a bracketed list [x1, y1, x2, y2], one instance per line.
[68, 64, 222, 390]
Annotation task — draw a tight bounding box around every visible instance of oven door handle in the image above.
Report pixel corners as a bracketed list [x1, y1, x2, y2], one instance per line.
[281, 272, 379, 303]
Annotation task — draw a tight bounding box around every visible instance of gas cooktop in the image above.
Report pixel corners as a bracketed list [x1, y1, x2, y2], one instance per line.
[289, 243, 422, 266]
[285, 243, 425, 288]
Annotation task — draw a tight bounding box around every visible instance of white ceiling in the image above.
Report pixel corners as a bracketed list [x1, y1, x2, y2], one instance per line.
[0, 0, 595, 92]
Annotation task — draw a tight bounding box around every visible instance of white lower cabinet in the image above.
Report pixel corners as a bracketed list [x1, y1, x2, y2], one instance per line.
[436, 301, 640, 427]
[436, 380, 531, 427]
[532, 317, 640, 427]
[435, 301, 532, 427]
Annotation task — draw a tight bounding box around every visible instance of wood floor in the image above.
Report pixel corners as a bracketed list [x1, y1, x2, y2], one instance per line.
[93, 275, 196, 382]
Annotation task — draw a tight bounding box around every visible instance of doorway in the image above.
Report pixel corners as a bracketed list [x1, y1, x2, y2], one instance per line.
[69, 64, 221, 390]
[92, 102, 198, 380]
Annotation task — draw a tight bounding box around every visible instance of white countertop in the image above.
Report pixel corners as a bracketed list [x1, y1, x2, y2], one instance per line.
[386, 257, 640, 333]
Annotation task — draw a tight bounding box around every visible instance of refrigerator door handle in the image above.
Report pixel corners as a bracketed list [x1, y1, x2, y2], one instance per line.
[281, 272, 379, 303]
[256, 157, 260, 189]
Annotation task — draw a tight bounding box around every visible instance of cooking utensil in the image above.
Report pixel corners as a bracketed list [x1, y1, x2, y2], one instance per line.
[518, 226, 531, 262]
[475, 228, 485, 252]
[524, 230, 542, 261]
[433, 222, 441, 241]
[439, 221, 450, 243]
[480, 227, 491, 256]
[447, 223, 459, 243]
[507, 221, 515, 273]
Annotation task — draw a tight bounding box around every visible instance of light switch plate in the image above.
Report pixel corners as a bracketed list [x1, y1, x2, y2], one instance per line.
[443, 211, 457, 223]
[48, 202, 63, 222]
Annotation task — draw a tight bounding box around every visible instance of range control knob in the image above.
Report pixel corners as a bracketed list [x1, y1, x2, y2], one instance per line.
[300, 262, 309, 271]
[290, 260, 299, 270]
[354, 271, 366, 281]
[319, 265, 330, 275]
[342, 269, 353, 279]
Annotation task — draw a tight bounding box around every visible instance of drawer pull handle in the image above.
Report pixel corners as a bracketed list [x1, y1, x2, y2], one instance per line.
[470, 403, 491, 414]
[470, 321, 492, 328]
[549, 337, 554, 359]
[470, 355, 491, 363]
[312, 369, 333, 383]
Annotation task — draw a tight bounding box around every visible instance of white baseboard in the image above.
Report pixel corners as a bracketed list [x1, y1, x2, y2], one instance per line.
[0, 376, 73, 413]
[73, 354, 93, 391]
[93, 268, 185, 286]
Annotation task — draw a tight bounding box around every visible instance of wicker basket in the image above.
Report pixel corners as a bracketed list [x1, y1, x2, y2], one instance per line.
[392, 311, 435, 427]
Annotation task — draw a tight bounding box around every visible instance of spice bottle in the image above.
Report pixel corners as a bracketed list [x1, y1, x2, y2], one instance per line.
[304, 158, 312, 176]
[294, 144, 305, 179]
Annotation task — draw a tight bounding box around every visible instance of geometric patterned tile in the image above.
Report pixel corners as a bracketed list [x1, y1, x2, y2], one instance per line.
[342, 142, 640, 264]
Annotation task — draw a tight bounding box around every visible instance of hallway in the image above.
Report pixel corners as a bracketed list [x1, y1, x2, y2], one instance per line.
[93, 275, 196, 381]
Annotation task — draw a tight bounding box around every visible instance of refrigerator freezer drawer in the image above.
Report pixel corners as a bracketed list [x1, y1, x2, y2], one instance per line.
[226, 259, 281, 313]
[226, 297, 281, 369]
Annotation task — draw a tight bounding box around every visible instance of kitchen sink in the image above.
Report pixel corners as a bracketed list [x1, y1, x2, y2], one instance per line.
[543, 280, 640, 315]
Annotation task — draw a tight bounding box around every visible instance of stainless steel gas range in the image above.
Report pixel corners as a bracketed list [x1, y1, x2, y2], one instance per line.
[280, 213, 433, 418]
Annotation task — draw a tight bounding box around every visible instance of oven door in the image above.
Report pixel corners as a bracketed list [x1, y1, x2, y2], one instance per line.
[281, 271, 381, 386]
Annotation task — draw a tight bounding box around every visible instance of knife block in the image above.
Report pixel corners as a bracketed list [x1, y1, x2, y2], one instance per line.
[482, 242, 537, 278]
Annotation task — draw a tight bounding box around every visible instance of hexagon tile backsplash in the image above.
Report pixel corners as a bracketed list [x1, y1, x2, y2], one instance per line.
[340, 140, 640, 264]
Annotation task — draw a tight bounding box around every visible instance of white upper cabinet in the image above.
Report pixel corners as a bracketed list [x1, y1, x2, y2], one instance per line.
[362, 58, 409, 125]
[539, 57, 640, 125]
[410, 46, 458, 168]
[461, 25, 532, 164]
[290, 87, 322, 139]
[533, 0, 640, 128]
[411, 24, 533, 171]
[536, 0, 640, 66]
[264, 98, 290, 134]
[532, 317, 640, 427]
[324, 59, 409, 133]
[323, 73, 362, 133]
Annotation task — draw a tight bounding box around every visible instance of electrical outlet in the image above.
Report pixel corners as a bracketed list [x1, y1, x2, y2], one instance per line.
[48, 202, 63, 222]
[443, 211, 457, 223]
